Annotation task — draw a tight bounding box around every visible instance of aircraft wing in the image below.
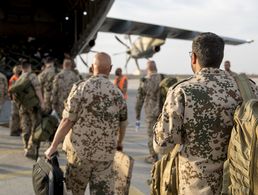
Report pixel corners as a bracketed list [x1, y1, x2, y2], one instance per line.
[100, 17, 253, 45]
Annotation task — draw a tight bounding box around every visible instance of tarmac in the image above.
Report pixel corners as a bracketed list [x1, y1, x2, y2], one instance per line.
[0, 79, 152, 195]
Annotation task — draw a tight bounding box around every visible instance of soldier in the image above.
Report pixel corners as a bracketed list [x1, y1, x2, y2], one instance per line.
[51, 58, 80, 119]
[38, 56, 57, 114]
[224, 60, 237, 76]
[0, 71, 8, 113]
[114, 67, 128, 100]
[9, 65, 22, 136]
[18, 61, 44, 159]
[45, 52, 128, 195]
[153, 32, 258, 194]
[135, 60, 162, 163]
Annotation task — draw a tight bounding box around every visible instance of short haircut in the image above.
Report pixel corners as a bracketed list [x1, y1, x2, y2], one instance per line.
[21, 61, 31, 69]
[44, 56, 55, 64]
[115, 68, 122, 76]
[63, 58, 72, 66]
[192, 32, 224, 68]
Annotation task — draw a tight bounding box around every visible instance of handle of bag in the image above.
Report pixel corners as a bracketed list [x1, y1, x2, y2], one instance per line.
[46, 152, 59, 167]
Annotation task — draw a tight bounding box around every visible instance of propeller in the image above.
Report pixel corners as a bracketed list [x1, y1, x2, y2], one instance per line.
[124, 56, 131, 71]
[113, 51, 127, 56]
[127, 35, 133, 45]
[134, 59, 141, 72]
[114, 35, 141, 74]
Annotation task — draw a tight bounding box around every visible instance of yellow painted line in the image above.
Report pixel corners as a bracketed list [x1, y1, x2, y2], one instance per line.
[0, 170, 31, 180]
[0, 149, 22, 154]
[129, 186, 145, 195]
[125, 137, 146, 142]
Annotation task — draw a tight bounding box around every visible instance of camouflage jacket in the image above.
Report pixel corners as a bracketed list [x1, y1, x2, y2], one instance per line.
[51, 69, 80, 118]
[0, 72, 7, 107]
[135, 73, 163, 121]
[62, 74, 128, 161]
[38, 66, 57, 111]
[153, 68, 258, 195]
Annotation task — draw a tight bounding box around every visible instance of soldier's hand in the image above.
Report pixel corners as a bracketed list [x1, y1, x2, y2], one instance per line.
[135, 120, 140, 132]
[44, 146, 57, 160]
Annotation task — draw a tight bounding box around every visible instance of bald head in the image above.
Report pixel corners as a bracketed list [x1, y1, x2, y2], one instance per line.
[147, 60, 157, 74]
[92, 52, 112, 75]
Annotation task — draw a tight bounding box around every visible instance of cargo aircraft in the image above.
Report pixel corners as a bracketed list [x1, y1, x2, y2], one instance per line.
[0, 0, 253, 78]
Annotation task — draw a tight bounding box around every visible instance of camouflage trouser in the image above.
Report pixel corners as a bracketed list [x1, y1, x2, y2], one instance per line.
[147, 118, 158, 157]
[65, 152, 114, 195]
[9, 101, 20, 134]
[19, 106, 41, 153]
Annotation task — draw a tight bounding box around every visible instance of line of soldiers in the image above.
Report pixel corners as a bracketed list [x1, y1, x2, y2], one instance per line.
[7, 57, 81, 159]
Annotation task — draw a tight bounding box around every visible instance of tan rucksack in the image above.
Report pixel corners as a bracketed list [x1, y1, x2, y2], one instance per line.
[222, 73, 258, 195]
[150, 144, 180, 195]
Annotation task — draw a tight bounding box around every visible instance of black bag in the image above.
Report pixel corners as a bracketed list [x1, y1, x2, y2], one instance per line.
[32, 155, 64, 195]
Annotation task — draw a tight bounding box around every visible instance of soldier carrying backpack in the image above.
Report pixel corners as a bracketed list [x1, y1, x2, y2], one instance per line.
[9, 61, 45, 159]
[152, 33, 258, 194]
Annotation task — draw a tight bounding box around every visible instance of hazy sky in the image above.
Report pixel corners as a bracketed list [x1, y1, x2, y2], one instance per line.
[76, 0, 258, 75]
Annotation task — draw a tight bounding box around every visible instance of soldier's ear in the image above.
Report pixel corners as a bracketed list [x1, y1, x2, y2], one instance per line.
[109, 65, 113, 73]
[91, 64, 94, 73]
[192, 52, 197, 64]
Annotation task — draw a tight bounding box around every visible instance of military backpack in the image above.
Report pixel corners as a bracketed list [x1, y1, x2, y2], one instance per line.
[9, 73, 39, 109]
[159, 74, 178, 111]
[222, 73, 258, 195]
[150, 144, 180, 195]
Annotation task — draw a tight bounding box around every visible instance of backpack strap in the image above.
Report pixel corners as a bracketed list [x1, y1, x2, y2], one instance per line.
[233, 73, 256, 102]
[160, 74, 165, 81]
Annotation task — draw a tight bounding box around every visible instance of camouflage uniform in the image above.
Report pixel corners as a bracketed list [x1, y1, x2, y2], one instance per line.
[38, 65, 56, 113]
[153, 68, 258, 195]
[62, 74, 127, 195]
[135, 73, 163, 159]
[18, 72, 41, 154]
[9, 101, 20, 135]
[51, 69, 80, 118]
[0, 72, 7, 112]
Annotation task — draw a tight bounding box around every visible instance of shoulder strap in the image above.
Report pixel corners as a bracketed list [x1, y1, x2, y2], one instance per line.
[170, 76, 193, 90]
[160, 74, 165, 81]
[233, 73, 256, 102]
